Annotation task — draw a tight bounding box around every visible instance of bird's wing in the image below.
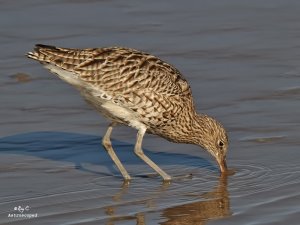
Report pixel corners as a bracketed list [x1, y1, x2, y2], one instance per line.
[27, 44, 191, 97]
[27, 45, 194, 126]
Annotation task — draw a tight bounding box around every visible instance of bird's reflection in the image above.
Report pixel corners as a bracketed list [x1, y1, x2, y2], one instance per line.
[161, 175, 231, 225]
[104, 175, 231, 225]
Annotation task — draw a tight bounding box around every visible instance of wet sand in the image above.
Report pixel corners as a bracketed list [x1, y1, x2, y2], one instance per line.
[1, 0, 300, 224]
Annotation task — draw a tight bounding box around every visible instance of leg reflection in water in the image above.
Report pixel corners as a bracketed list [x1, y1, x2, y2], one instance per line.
[103, 175, 231, 225]
[161, 174, 231, 225]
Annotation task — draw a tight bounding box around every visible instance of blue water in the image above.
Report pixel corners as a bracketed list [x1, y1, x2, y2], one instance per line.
[1, 1, 300, 224]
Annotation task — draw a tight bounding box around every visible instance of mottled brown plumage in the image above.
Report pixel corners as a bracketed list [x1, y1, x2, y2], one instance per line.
[27, 44, 228, 181]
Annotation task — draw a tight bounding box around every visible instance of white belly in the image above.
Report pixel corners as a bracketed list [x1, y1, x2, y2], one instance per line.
[45, 64, 147, 131]
[83, 90, 146, 131]
[101, 101, 146, 130]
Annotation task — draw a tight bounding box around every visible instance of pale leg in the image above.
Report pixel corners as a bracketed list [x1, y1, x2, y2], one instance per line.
[102, 123, 131, 180]
[134, 127, 172, 181]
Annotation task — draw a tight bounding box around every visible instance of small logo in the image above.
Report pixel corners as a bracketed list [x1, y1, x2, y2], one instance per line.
[8, 205, 37, 219]
[14, 206, 30, 213]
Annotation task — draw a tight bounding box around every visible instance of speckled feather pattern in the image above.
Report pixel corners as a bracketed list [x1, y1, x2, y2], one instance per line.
[27, 45, 228, 158]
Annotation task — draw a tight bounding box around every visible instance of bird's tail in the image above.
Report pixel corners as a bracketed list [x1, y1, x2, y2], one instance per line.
[27, 44, 68, 64]
[27, 44, 87, 87]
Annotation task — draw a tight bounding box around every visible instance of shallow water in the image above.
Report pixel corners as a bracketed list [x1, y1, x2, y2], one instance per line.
[1, 0, 300, 224]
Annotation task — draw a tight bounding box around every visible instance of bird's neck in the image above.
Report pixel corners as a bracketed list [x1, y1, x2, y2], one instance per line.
[182, 112, 211, 145]
[162, 110, 208, 145]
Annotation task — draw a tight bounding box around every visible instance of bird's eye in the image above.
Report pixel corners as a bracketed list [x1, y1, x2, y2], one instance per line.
[218, 141, 224, 147]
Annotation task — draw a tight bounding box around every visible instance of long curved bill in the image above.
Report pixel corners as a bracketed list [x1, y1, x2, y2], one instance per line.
[218, 157, 227, 173]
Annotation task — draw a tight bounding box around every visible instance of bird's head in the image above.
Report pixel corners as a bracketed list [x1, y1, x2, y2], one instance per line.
[195, 115, 228, 173]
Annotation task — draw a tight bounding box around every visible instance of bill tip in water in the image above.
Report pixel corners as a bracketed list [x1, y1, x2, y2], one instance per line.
[221, 168, 236, 176]
[218, 158, 236, 176]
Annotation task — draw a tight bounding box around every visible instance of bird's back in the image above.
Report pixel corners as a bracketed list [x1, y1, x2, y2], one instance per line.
[27, 45, 195, 138]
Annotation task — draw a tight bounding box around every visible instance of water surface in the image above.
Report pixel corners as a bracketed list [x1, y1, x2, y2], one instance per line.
[0, 0, 300, 224]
